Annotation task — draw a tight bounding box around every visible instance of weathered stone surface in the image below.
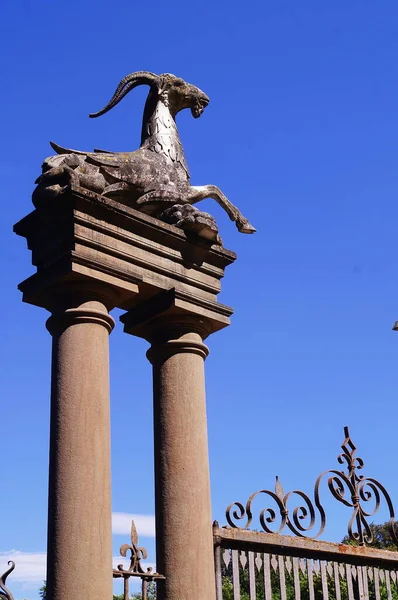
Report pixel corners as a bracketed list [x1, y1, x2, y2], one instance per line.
[159, 204, 221, 244]
[15, 186, 237, 600]
[46, 294, 114, 600]
[149, 325, 216, 600]
[119, 239, 236, 600]
[14, 186, 235, 315]
[32, 71, 256, 240]
[122, 305, 222, 600]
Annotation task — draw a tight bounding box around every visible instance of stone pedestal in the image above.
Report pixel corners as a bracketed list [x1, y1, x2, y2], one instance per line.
[15, 185, 236, 600]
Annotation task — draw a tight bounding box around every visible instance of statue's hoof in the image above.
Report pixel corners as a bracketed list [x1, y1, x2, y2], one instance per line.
[32, 184, 67, 207]
[159, 204, 221, 244]
[238, 220, 256, 234]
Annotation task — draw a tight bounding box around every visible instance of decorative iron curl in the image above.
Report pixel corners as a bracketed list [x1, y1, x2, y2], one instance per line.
[318, 470, 398, 545]
[226, 484, 288, 534]
[0, 561, 15, 600]
[224, 426, 398, 546]
[283, 488, 324, 538]
[226, 477, 325, 539]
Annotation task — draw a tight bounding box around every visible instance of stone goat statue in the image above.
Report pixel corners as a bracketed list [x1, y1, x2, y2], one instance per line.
[33, 71, 256, 240]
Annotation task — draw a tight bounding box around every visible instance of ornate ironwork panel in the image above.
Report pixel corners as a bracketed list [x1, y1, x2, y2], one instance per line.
[225, 426, 398, 546]
[213, 525, 398, 600]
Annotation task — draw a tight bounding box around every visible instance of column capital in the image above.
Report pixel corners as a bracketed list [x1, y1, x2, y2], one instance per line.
[120, 288, 233, 344]
[46, 303, 115, 336]
[146, 332, 209, 364]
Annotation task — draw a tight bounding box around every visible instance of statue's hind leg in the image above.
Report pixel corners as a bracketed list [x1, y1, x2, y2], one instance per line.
[136, 191, 220, 242]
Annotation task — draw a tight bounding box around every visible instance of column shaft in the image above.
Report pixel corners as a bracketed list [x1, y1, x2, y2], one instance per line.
[149, 331, 216, 600]
[46, 299, 114, 600]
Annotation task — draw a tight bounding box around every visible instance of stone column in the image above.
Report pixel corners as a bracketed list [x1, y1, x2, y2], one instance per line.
[150, 322, 214, 600]
[45, 287, 115, 600]
[122, 291, 232, 600]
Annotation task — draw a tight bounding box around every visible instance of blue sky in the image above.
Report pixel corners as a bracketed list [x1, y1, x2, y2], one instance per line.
[1, 0, 398, 598]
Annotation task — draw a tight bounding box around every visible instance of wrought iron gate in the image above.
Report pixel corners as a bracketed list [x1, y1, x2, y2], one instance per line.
[214, 427, 398, 600]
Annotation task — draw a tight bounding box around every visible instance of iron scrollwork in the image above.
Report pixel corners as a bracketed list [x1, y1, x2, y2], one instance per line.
[0, 562, 15, 600]
[226, 426, 398, 546]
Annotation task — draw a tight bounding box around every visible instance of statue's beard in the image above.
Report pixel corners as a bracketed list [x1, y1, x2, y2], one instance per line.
[191, 99, 208, 119]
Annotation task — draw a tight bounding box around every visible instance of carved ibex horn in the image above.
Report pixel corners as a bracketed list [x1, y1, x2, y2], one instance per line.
[89, 71, 158, 118]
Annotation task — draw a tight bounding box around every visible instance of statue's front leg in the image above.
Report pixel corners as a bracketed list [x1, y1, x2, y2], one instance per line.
[136, 186, 256, 235]
[189, 185, 256, 234]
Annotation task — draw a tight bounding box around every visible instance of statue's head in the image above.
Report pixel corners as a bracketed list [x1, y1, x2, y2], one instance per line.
[89, 71, 210, 120]
[156, 73, 209, 118]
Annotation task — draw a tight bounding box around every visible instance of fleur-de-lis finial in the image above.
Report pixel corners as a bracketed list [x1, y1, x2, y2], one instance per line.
[113, 520, 165, 600]
[117, 520, 152, 575]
